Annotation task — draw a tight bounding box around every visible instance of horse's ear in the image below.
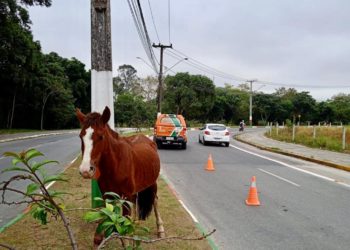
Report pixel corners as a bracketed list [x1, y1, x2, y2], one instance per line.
[101, 106, 110, 125]
[76, 108, 86, 125]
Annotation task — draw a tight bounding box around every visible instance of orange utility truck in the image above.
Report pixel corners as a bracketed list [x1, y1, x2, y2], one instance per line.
[153, 114, 187, 149]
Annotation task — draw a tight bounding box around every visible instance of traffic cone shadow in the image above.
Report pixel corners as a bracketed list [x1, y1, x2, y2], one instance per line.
[205, 154, 215, 171]
[245, 176, 260, 206]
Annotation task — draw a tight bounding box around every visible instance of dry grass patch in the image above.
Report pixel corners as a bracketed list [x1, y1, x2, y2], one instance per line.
[267, 126, 349, 153]
[0, 157, 212, 250]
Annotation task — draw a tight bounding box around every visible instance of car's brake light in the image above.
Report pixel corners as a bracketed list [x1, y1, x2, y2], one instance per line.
[225, 131, 230, 136]
[204, 130, 210, 135]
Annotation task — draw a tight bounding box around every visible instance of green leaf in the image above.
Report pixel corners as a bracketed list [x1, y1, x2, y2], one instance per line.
[26, 183, 39, 195]
[117, 217, 126, 224]
[25, 149, 44, 161]
[96, 221, 115, 234]
[12, 158, 22, 166]
[104, 192, 121, 200]
[93, 197, 104, 202]
[116, 224, 125, 235]
[32, 160, 59, 172]
[1, 167, 30, 174]
[105, 226, 115, 237]
[43, 174, 67, 184]
[106, 203, 114, 212]
[84, 211, 105, 222]
[48, 190, 71, 197]
[3, 152, 20, 158]
[100, 208, 114, 217]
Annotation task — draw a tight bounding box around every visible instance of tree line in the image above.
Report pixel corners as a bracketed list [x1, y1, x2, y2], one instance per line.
[1, 0, 349, 130]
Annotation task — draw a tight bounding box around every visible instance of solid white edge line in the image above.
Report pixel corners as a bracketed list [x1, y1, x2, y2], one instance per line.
[230, 144, 350, 188]
[258, 168, 300, 187]
[178, 200, 199, 223]
[45, 156, 79, 190]
[160, 170, 199, 224]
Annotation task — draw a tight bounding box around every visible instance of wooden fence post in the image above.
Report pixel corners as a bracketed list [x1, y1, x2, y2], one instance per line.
[343, 127, 346, 150]
[313, 125, 316, 140]
[292, 124, 295, 142]
[276, 122, 279, 136]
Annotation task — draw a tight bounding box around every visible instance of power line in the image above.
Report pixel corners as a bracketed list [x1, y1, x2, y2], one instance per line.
[126, 0, 159, 74]
[168, 49, 350, 89]
[168, 0, 171, 44]
[147, 0, 160, 43]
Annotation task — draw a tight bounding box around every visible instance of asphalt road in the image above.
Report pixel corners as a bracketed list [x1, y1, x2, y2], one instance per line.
[159, 129, 350, 250]
[0, 133, 80, 228]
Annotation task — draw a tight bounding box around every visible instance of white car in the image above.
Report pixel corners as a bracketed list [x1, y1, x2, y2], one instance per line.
[198, 123, 230, 147]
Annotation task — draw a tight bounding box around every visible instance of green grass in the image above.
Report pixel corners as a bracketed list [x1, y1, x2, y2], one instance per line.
[0, 129, 39, 135]
[266, 126, 349, 153]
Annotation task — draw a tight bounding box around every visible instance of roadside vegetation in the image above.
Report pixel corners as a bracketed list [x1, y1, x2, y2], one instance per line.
[266, 126, 349, 153]
[2, 1, 350, 132]
[0, 129, 38, 135]
[0, 151, 213, 249]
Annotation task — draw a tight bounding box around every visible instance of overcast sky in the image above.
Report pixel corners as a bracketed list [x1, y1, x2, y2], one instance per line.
[28, 0, 350, 100]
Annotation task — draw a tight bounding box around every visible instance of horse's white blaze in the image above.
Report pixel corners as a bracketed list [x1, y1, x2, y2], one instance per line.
[80, 127, 94, 174]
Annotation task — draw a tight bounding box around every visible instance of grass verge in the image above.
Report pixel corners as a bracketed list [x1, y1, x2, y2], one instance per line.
[266, 126, 349, 153]
[0, 157, 213, 250]
[0, 129, 38, 135]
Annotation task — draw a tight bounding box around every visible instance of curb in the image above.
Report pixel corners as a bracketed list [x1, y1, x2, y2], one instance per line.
[0, 131, 78, 143]
[234, 135, 350, 173]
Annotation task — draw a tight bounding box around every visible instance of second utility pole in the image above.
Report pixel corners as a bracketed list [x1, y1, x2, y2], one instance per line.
[153, 43, 172, 115]
[247, 79, 257, 127]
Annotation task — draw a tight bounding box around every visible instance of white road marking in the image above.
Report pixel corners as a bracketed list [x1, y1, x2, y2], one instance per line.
[230, 144, 350, 188]
[178, 200, 199, 223]
[258, 168, 300, 187]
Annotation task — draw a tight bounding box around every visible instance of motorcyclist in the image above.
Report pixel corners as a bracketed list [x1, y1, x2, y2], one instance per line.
[239, 120, 245, 131]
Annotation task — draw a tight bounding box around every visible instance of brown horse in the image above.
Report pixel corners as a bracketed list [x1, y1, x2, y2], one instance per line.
[76, 106, 164, 246]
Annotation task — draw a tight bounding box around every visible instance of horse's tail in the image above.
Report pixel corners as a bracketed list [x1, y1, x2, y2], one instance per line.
[137, 183, 157, 220]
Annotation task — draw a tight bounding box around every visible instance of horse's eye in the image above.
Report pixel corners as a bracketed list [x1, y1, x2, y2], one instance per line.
[99, 135, 104, 140]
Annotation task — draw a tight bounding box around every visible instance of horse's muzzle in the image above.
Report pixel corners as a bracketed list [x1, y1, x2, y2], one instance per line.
[80, 165, 96, 179]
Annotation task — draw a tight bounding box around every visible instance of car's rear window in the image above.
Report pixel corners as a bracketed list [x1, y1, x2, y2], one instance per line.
[208, 125, 226, 131]
[160, 117, 181, 126]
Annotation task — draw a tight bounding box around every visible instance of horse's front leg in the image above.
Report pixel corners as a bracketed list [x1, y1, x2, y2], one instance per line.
[93, 230, 104, 249]
[153, 196, 165, 238]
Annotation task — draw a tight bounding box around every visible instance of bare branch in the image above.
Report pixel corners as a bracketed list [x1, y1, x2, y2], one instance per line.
[98, 229, 216, 249]
[0, 243, 16, 250]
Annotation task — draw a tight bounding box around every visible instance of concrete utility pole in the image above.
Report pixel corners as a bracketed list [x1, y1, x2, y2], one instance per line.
[91, 0, 114, 128]
[152, 43, 172, 115]
[247, 79, 257, 127]
[91, 0, 113, 207]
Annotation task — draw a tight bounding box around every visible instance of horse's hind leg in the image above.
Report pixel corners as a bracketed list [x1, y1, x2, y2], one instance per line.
[154, 195, 165, 238]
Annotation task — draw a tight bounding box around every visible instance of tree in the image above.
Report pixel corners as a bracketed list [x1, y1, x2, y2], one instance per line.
[114, 93, 156, 127]
[140, 75, 158, 101]
[113, 64, 141, 96]
[0, 0, 51, 128]
[329, 94, 350, 123]
[208, 86, 249, 123]
[163, 73, 215, 120]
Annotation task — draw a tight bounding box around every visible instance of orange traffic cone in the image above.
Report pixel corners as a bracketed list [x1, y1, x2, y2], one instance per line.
[245, 176, 260, 206]
[205, 154, 215, 171]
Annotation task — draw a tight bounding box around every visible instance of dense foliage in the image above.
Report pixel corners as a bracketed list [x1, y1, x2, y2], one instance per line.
[1, 0, 349, 130]
[0, 0, 90, 129]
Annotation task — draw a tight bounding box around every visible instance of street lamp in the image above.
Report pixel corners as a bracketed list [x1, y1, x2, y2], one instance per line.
[164, 58, 188, 74]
